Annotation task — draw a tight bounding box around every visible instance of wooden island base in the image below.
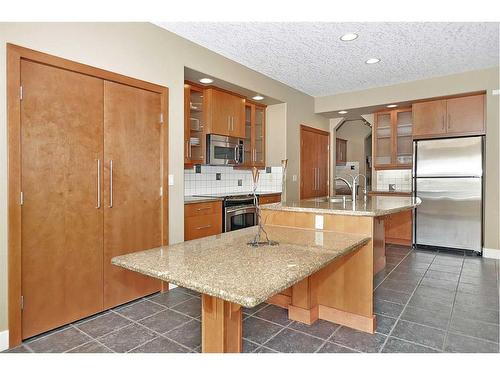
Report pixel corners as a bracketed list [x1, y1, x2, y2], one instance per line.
[201, 294, 242, 353]
[200, 238, 375, 353]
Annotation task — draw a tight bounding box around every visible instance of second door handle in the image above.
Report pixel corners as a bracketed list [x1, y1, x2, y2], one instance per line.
[109, 160, 113, 208]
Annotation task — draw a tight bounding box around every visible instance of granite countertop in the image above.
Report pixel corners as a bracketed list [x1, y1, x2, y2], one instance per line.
[112, 226, 369, 308]
[260, 196, 421, 217]
[184, 191, 281, 204]
[184, 196, 223, 204]
[368, 190, 413, 196]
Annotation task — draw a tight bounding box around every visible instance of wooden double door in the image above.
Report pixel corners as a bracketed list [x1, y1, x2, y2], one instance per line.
[20, 60, 163, 339]
[300, 125, 330, 199]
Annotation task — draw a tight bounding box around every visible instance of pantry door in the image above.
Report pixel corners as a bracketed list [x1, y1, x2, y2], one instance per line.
[103, 81, 163, 308]
[20, 60, 104, 339]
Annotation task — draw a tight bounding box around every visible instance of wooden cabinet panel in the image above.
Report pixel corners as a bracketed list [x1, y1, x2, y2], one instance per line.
[205, 88, 245, 138]
[185, 201, 222, 241]
[103, 81, 162, 309]
[446, 95, 485, 135]
[412, 100, 446, 138]
[413, 95, 485, 139]
[20, 60, 104, 339]
[185, 200, 221, 217]
[259, 194, 281, 205]
[385, 210, 412, 246]
[300, 126, 329, 199]
[231, 96, 246, 139]
[336, 138, 347, 166]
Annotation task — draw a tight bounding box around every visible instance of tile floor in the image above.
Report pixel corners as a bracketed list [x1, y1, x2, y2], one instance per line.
[4, 245, 499, 353]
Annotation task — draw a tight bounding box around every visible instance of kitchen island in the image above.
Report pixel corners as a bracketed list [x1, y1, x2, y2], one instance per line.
[259, 195, 420, 333]
[112, 225, 370, 353]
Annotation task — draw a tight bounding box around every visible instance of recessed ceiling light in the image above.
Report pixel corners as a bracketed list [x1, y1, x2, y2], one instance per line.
[365, 58, 381, 64]
[387, 104, 398, 108]
[252, 95, 264, 101]
[338, 110, 348, 114]
[340, 33, 358, 42]
[199, 77, 213, 84]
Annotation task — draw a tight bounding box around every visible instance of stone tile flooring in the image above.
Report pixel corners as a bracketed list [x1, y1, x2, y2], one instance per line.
[4, 245, 499, 353]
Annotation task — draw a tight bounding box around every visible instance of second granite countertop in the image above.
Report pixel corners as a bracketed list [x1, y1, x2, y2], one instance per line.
[261, 195, 421, 217]
[112, 226, 369, 308]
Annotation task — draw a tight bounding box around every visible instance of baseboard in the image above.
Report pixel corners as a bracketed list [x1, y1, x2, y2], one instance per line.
[0, 330, 8, 352]
[482, 247, 500, 259]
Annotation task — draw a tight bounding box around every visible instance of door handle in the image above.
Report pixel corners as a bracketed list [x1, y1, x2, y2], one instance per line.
[196, 224, 212, 230]
[318, 168, 320, 191]
[109, 160, 113, 208]
[447, 113, 451, 131]
[96, 159, 101, 208]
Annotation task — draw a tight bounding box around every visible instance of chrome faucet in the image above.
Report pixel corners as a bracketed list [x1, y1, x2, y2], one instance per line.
[353, 174, 368, 201]
[334, 175, 356, 201]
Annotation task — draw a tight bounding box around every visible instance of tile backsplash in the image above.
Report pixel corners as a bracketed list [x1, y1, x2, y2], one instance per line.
[184, 165, 283, 196]
[375, 169, 412, 192]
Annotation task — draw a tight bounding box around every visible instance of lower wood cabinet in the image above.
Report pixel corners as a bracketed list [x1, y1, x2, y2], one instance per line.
[185, 201, 223, 241]
[258, 193, 281, 205]
[384, 210, 413, 246]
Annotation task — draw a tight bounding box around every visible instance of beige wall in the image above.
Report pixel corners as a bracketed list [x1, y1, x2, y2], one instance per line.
[336, 120, 372, 177]
[0, 22, 328, 333]
[316, 67, 500, 253]
[265, 103, 287, 166]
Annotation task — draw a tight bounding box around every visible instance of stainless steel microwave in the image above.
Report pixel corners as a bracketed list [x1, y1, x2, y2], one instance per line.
[207, 134, 244, 165]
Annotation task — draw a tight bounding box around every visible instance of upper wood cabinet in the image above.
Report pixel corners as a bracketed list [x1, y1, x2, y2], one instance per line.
[413, 94, 485, 139]
[336, 138, 347, 166]
[184, 83, 206, 167]
[242, 103, 266, 167]
[205, 88, 245, 138]
[373, 108, 413, 169]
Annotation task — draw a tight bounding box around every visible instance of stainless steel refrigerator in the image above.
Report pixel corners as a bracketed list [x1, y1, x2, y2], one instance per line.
[414, 137, 483, 254]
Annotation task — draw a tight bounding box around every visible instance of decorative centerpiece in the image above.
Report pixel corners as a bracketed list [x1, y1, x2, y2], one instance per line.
[281, 159, 287, 204]
[247, 167, 279, 247]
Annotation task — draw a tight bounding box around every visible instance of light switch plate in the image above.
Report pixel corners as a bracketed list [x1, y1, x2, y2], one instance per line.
[292, 175, 297, 182]
[168, 174, 174, 186]
[492, 89, 499, 96]
[315, 215, 324, 230]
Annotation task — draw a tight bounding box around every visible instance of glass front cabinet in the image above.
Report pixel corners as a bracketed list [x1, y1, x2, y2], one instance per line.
[373, 108, 413, 169]
[184, 83, 206, 166]
[242, 103, 266, 168]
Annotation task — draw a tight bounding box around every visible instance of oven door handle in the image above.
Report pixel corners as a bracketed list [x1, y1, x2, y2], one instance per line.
[225, 207, 256, 215]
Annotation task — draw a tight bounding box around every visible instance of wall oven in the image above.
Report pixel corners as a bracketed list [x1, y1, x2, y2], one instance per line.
[207, 134, 244, 165]
[224, 195, 257, 232]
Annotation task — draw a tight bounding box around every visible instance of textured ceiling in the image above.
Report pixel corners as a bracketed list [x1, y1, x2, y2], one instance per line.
[156, 22, 499, 97]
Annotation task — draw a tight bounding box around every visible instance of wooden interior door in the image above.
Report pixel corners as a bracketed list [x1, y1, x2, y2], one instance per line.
[300, 128, 315, 199]
[317, 132, 329, 197]
[412, 100, 446, 138]
[20, 60, 104, 339]
[301, 126, 329, 199]
[103, 81, 162, 309]
[446, 95, 485, 135]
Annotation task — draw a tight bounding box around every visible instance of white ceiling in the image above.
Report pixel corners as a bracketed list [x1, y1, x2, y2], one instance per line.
[156, 22, 499, 97]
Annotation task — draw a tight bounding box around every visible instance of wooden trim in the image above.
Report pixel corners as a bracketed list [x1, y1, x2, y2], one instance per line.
[300, 124, 330, 136]
[7, 44, 22, 348]
[288, 305, 319, 325]
[266, 293, 292, 309]
[7, 44, 169, 348]
[386, 237, 412, 246]
[245, 99, 267, 108]
[374, 164, 412, 170]
[318, 305, 376, 334]
[201, 294, 242, 353]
